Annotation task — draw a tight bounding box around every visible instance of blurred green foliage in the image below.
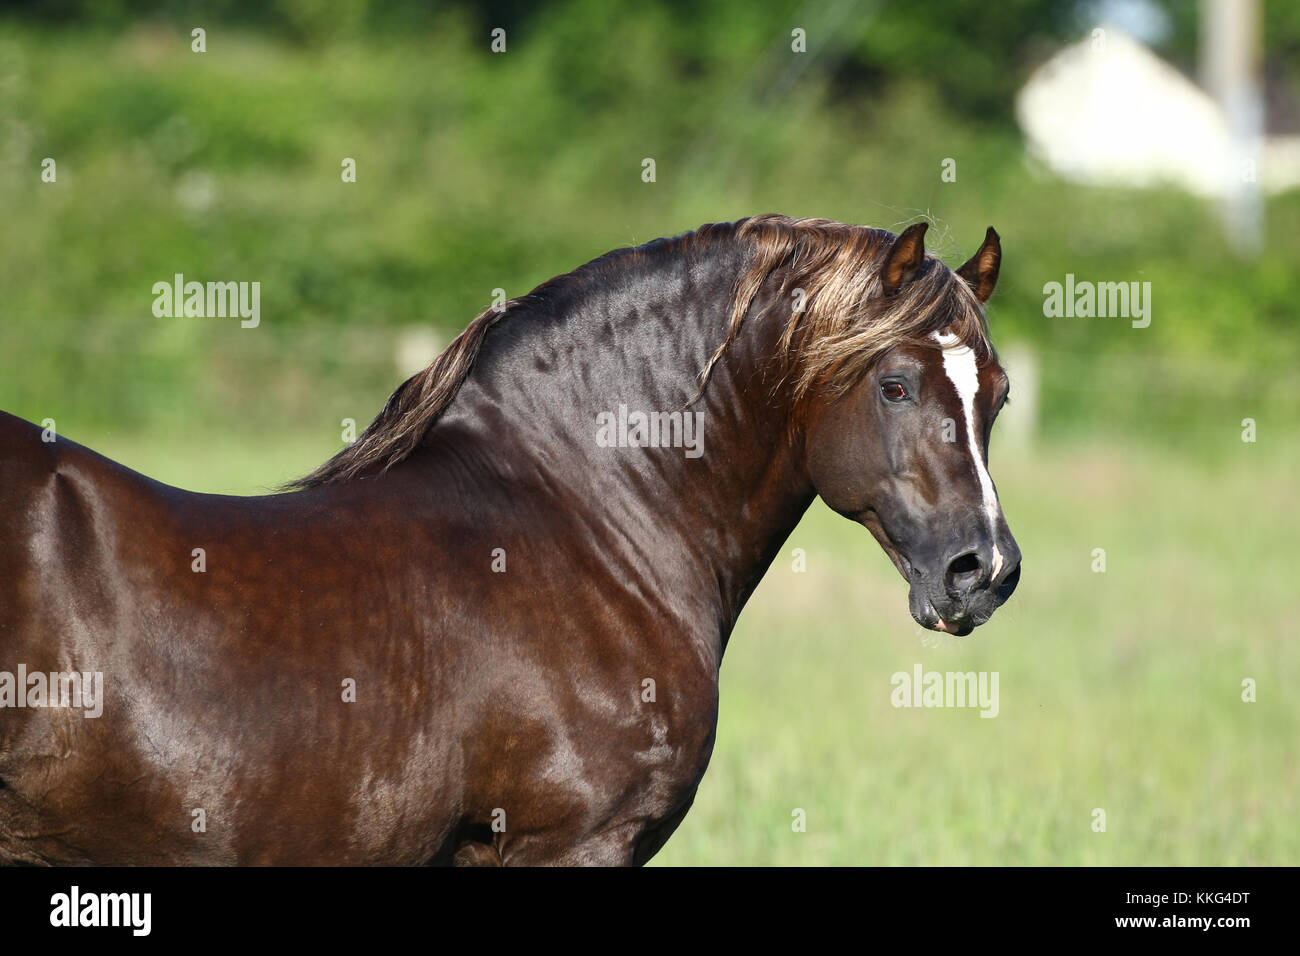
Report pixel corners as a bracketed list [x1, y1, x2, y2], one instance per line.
[0, 3, 1297, 459]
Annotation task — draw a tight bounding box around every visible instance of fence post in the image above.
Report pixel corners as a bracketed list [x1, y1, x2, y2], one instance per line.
[998, 341, 1039, 451]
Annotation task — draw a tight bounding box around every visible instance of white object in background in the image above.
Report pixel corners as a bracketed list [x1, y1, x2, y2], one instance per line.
[995, 342, 1038, 451]
[395, 326, 443, 378]
[1017, 28, 1242, 199]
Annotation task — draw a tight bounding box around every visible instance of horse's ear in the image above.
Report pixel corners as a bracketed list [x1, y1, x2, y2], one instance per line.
[956, 226, 1000, 304]
[881, 222, 929, 296]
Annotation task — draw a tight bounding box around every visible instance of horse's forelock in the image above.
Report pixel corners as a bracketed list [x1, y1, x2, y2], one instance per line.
[704, 215, 994, 403]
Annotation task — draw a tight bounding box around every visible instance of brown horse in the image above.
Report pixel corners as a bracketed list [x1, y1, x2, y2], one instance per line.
[0, 216, 1019, 865]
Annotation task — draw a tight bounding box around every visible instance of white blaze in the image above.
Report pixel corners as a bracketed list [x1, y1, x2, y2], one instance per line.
[933, 331, 1004, 579]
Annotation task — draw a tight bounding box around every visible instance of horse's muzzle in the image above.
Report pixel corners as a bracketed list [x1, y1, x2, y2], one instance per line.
[907, 539, 1021, 636]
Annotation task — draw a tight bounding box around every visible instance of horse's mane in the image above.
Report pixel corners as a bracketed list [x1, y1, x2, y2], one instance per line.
[289, 214, 991, 489]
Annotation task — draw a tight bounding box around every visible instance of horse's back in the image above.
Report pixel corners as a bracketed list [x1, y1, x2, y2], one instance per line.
[0, 411, 118, 634]
[0, 409, 168, 536]
[0, 410, 178, 644]
[0, 410, 62, 530]
[0, 412, 473, 863]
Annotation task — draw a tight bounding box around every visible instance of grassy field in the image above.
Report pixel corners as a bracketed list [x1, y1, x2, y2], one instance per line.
[80, 426, 1300, 866]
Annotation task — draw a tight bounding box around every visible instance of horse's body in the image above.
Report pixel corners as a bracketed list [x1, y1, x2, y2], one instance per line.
[0, 216, 1019, 865]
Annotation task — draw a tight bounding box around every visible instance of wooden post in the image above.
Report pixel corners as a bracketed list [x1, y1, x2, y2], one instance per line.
[1201, 0, 1263, 256]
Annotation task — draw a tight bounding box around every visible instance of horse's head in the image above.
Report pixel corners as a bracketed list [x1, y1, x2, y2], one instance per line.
[803, 224, 1020, 636]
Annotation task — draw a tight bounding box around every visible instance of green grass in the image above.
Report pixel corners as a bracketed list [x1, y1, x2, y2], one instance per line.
[80, 428, 1300, 866]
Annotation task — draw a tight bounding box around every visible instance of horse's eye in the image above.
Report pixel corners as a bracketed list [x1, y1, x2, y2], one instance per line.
[881, 382, 907, 402]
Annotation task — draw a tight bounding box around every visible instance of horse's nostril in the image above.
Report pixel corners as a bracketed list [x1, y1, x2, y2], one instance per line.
[949, 553, 980, 575]
[996, 562, 1021, 602]
[944, 551, 985, 595]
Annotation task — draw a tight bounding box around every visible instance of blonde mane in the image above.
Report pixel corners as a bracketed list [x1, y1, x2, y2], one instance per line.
[702, 214, 992, 403]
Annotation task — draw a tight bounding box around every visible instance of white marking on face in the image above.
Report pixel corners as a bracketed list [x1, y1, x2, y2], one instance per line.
[932, 330, 1004, 579]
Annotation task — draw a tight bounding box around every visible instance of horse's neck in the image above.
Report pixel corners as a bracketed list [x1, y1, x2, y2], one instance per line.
[433, 249, 816, 646]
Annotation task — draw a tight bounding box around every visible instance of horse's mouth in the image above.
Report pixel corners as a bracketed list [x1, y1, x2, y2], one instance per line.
[933, 615, 975, 637]
[908, 586, 977, 637]
[855, 518, 967, 634]
[907, 567, 1017, 637]
[854, 510, 1013, 638]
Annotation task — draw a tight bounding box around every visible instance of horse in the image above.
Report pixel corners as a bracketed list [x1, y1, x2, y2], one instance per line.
[0, 215, 1020, 865]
